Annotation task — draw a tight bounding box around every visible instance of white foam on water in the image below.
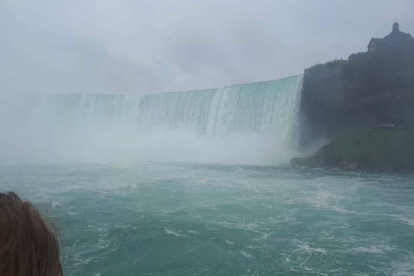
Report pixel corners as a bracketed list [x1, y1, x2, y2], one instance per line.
[293, 242, 327, 255]
[303, 189, 342, 210]
[331, 206, 362, 214]
[241, 251, 253, 259]
[224, 239, 235, 245]
[67, 211, 78, 216]
[52, 201, 61, 209]
[164, 228, 186, 237]
[219, 222, 270, 240]
[390, 258, 414, 276]
[352, 246, 386, 254]
[396, 216, 414, 228]
[2, 163, 414, 275]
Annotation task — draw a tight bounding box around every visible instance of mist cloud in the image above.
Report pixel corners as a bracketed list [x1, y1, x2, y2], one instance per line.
[0, 0, 413, 95]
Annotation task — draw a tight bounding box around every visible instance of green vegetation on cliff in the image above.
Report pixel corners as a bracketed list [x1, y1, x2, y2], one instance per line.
[291, 128, 414, 172]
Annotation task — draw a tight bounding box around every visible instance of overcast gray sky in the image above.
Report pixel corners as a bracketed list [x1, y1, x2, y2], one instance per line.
[0, 0, 413, 95]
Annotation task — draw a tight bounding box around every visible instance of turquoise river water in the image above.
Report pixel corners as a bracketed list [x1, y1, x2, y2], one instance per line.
[1, 75, 414, 275]
[1, 163, 414, 276]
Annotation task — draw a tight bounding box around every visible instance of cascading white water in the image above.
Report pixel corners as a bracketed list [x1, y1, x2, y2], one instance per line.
[4, 75, 303, 164]
[33, 75, 302, 137]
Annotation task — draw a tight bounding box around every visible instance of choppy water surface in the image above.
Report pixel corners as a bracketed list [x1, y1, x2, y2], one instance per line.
[1, 163, 414, 275]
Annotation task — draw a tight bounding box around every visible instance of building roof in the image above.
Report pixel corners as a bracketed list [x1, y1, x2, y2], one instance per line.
[368, 38, 384, 47]
[383, 29, 414, 43]
[368, 22, 414, 48]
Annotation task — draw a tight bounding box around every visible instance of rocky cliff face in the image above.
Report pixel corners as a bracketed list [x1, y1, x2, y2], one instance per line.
[299, 46, 414, 147]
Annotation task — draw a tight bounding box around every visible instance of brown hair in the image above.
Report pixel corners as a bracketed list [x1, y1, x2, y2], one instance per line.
[0, 192, 63, 276]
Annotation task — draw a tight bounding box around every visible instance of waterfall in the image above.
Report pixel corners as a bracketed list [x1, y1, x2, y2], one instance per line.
[8, 75, 303, 164]
[33, 75, 302, 138]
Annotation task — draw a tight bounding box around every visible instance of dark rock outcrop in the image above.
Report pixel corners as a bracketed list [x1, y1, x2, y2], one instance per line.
[299, 46, 414, 147]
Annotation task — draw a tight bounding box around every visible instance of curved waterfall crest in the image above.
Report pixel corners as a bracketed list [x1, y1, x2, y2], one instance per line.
[25, 75, 303, 164]
[33, 75, 303, 138]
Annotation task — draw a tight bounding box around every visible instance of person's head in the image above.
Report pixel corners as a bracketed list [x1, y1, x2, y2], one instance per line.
[0, 192, 63, 276]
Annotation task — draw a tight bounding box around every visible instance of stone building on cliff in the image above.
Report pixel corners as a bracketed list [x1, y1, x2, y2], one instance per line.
[368, 22, 414, 52]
